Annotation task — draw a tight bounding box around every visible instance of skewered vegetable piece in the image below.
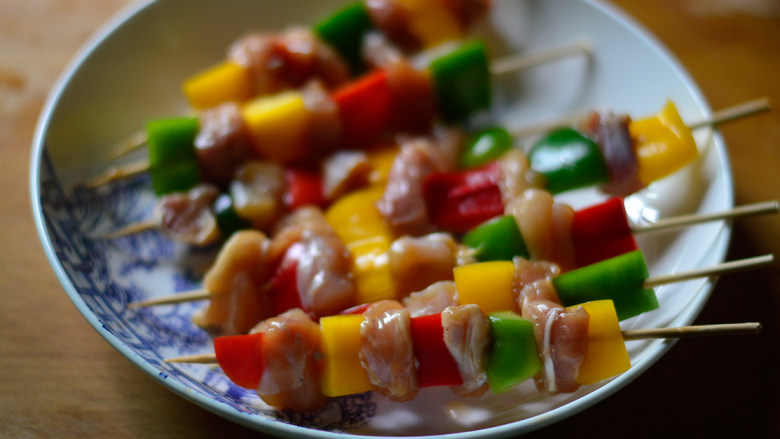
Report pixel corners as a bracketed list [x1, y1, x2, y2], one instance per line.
[527, 127, 610, 194]
[630, 100, 698, 185]
[553, 250, 657, 321]
[453, 260, 515, 313]
[313, 1, 375, 73]
[459, 126, 513, 169]
[486, 311, 541, 393]
[462, 214, 530, 262]
[320, 314, 373, 397]
[575, 300, 631, 385]
[147, 117, 201, 195]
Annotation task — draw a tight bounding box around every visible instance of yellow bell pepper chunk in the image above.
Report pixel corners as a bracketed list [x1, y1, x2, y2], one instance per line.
[182, 61, 253, 109]
[575, 300, 631, 385]
[242, 91, 309, 164]
[325, 187, 397, 303]
[320, 315, 373, 397]
[396, 0, 463, 48]
[366, 144, 399, 186]
[629, 100, 698, 186]
[453, 261, 516, 314]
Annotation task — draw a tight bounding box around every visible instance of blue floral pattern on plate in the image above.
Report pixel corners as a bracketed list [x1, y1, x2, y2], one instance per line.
[38, 149, 377, 431]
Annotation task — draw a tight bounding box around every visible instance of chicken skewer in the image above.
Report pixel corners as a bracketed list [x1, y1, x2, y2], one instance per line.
[84, 39, 591, 191]
[163, 299, 760, 411]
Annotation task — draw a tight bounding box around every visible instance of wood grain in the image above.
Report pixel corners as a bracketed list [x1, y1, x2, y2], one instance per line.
[1, 1, 777, 437]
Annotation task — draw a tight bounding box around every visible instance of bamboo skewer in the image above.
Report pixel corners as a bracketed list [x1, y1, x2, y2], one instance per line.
[687, 97, 771, 130]
[84, 159, 150, 189]
[631, 200, 780, 234]
[103, 219, 157, 240]
[128, 288, 211, 309]
[621, 322, 761, 340]
[489, 40, 591, 76]
[642, 254, 773, 289]
[508, 96, 771, 139]
[164, 321, 762, 364]
[129, 254, 773, 309]
[105, 198, 778, 244]
[107, 129, 148, 161]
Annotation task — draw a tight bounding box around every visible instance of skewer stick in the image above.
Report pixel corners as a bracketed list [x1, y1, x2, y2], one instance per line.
[632, 200, 780, 234]
[687, 97, 770, 130]
[108, 129, 148, 161]
[643, 254, 774, 289]
[83, 159, 150, 189]
[166, 353, 218, 364]
[490, 40, 591, 76]
[508, 96, 771, 139]
[622, 322, 761, 340]
[164, 322, 762, 364]
[131, 254, 773, 309]
[103, 218, 157, 240]
[128, 288, 211, 309]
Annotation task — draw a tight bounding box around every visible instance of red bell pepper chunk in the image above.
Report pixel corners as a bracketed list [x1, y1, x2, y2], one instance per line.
[284, 167, 325, 210]
[267, 243, 306, 316]
[214, 332, 266, 389]
[333, 70, 392, 148]
[410, 313, 463, 388]
[571, 197, 638, 267]
[423, 161, 504, 232]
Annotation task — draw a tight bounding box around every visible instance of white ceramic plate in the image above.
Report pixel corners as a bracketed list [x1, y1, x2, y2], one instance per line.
[30, 0, 733, 437]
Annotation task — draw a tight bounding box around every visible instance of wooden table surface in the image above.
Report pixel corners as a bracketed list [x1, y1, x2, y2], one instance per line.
[2, 1, 778, 437]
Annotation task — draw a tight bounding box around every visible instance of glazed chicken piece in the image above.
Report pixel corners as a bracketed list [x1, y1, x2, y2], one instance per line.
[250, 308, 327, 411]
[359, 300, 418, 401]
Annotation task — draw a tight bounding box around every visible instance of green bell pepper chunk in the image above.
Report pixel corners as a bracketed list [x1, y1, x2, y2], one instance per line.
[147, 117, 201, 195]
[429, 40, 491, 123]
[486, 311, 540, 393]
[528, 127, 610, 194]
[552, 250, 659, 321]
[462, 215, 529, 262]
[460, 127, 513, 169]
[313, 2, 374, 75]
[214, 193, 249, 238]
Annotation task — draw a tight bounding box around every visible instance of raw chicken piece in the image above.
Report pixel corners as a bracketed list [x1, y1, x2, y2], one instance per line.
[402, 281, 459, 318]
[389, 233, 459, 297]
[192, 230, 273, 335]
[441, 304, 490, 397]
[359, 300, 418, 401]
[506, 188, 576, 271]
[154, 184, 221, 246]
[251, 308, 326, 411]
